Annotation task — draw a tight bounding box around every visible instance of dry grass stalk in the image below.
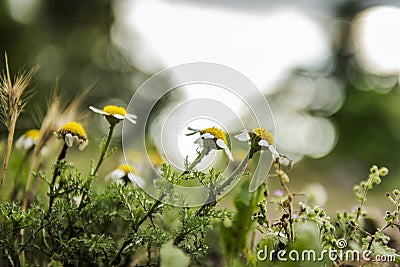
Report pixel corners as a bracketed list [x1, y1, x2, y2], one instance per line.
[0, 53, 38, 189]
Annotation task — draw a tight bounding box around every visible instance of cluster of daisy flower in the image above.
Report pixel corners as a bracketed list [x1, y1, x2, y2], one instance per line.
[16, 101, 283, 187]
[16, 104, 139, 185]
[187, 126, 281, 163]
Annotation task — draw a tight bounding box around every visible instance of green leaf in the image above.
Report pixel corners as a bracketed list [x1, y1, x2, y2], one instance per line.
[160, 241, 190, 267]
[220, 181, 262, 265]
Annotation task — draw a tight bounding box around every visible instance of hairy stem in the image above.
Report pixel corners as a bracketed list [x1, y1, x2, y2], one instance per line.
[47, 143, 68, 214]
[276, 164, 294, 243]
[196, 151, 251, 217]
[79, 124, 115, 210]
[92, 124, 115, 177]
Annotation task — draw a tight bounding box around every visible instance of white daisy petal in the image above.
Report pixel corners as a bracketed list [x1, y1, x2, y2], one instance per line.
[73, 135, 80, 146]
[127, 172, 135, 182]
[127, 113, 137, 119]
[224, 147, 234, 161]
[125, 113, 137, 124]
[201, 133, 214, 139]
[107, 169, 125, 181]
[79, 140, 88, 151]
[258, 139, 270, 147]
[234, 131, 251, 141]
[23, 139, 35, 150]
[268, 145, 280, 160]
[89, 106, 109, 115]
[65, 133, 74, 147]
[113, 114, 125, 120]
[15, 135, 24, 149]
[128, 173, 145, 187]
[216, 138, 228, 149]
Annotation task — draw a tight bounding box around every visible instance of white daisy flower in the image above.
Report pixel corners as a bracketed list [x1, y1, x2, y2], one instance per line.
[89, 105, 137, 125]
[15, 129, 40, 151]
[54, 121, 88, 150]
[107, 164, 144, 187]
[187, 126, 233, 161]
[235, 127, 279, 160]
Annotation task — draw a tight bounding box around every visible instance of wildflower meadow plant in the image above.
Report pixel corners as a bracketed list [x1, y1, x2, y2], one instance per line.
[15, 129, 40, 151]
[106, 164, 144, 187]
[0, 57, 399, 267]
[235, 127, 279, 160]
[186, 126, 234, 168]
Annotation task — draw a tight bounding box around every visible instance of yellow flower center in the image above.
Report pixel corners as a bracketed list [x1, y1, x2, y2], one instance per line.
[103, 105, 126, 116]
[58, 122, 87, 140]
[117, 164, 138, 174]
[148, 150, 164, 166]
[200, 127, 228, 145]
[24, 129, 40, 140]
[252, 127, 274, 145]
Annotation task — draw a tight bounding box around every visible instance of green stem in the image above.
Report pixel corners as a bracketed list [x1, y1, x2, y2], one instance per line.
[111, 194, 164, 266]
[47, 143, 68, 215]
[195, 151, 251, 217]
[276, 164, 294, 243]
[173, 152, 252, 247]
[180, 148, 210, 176]
[92, 124, 115, 177]
[111, 151, 208, 266]
[188, 149, 209, 170]
[78, 124, 115, 210]
[219, 150, 251, 193]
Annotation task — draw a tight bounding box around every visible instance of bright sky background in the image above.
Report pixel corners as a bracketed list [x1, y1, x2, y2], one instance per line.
[112, 0, 330, 93]
[352, 5, 400, 75]
[111, 0, 400, 164]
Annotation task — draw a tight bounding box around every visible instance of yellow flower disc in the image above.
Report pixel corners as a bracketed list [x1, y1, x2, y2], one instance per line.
[117, 164, 138, 174]
[24, 129, 40, 140]
[58, 122, 87, 140]
[200, 127, 228, 145]
[253, 127, 274, 145]
[103, 105, 126, 116]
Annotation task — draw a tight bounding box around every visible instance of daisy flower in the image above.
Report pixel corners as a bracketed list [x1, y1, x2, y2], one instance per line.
[107, 164, 144, 187]
[89, 105, 137, 125]
[235, 127, 279, 160]
[15, 129, 40, 151]
[187, 126, 233, 161]
[54, 121, 88, 150]
[148, 150, 164, 167]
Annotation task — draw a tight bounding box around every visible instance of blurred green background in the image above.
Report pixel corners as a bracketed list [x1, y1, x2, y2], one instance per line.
[1, 0, 400, 212]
